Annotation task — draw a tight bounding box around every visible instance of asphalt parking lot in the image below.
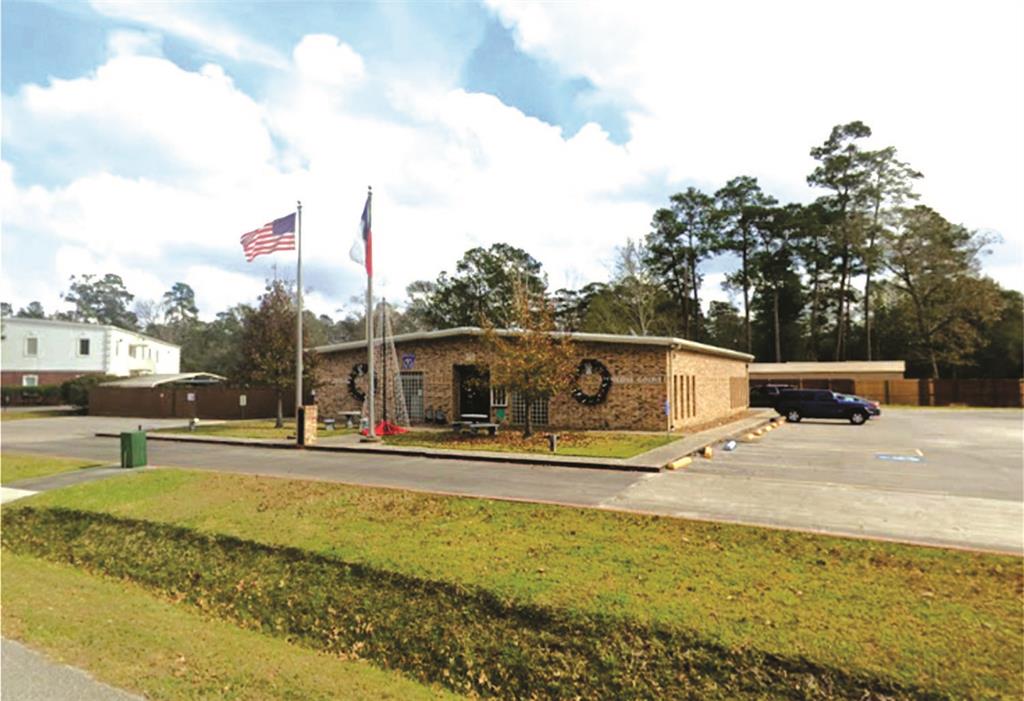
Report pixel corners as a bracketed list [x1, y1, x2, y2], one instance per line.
[691, 408, 1023, 502]
[3, 409, 1021, 552]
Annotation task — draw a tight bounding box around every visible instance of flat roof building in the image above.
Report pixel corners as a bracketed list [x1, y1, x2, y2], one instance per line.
[0, 317, 181, 387]
[749, 361, 906, 384]
[314, 327, 753, 432]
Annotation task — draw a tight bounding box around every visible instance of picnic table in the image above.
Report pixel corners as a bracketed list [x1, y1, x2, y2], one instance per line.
[338, 411, 361, 428]
[451, 414, 499, 436]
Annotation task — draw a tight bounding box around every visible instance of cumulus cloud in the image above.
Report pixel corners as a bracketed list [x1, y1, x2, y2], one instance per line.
[2, 29, 657, 318]
[488, 0, 1024, 285]
[293, 34, 365, 87]
[4, 2, 1021, 323]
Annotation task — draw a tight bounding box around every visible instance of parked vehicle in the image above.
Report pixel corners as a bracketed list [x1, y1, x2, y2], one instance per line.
[749, 383, 795, 408]
[836, 393, 882, 411]
[775, 389, 880, 425]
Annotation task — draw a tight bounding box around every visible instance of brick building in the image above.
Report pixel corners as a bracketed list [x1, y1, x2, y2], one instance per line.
[314, 328, 752, 432]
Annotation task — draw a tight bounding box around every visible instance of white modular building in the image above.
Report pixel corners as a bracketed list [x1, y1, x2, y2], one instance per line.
[1, 317, 180, 387]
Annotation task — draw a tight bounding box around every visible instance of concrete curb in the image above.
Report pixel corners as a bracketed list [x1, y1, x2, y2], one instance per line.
[94, 432, 662, 473]
[646, 411, 779, 469]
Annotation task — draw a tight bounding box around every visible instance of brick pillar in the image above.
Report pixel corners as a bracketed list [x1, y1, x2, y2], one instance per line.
[300, 404, 318, 446]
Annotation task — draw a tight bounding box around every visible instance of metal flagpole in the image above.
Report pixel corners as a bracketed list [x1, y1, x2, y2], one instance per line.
[382, 299, 388, 425]
[364, 187, 377, 440]
[295, 200, 303, 417]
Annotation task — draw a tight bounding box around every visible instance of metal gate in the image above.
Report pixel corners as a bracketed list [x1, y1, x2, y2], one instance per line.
[400, 372, 424, 423]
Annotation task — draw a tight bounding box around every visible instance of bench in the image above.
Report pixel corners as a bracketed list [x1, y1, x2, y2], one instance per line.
[323, 418, 337, 430]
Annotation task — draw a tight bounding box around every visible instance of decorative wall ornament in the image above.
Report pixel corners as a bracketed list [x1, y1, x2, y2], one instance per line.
[348, 362, 369, 402]
[571, 358, 612, 405]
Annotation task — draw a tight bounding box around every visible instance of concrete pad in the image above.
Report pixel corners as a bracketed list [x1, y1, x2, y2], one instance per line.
[601, 470, 1023, 553]
[1, 638, 143, 701]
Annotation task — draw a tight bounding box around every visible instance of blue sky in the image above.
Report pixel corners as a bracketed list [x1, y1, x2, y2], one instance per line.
[2, 0, 1022, 320]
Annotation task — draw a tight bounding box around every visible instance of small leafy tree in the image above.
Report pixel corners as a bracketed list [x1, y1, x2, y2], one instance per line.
[236, 280, 318, 427]
[481, 282, 576, 438]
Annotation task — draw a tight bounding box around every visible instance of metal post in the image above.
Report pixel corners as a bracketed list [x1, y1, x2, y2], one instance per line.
[365, 187, 377, 440]
[382, 299, 388, 425]
[295, 201, 303, 420]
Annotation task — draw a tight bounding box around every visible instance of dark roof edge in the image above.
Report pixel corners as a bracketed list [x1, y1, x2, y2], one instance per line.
[313, 326, 753, 362]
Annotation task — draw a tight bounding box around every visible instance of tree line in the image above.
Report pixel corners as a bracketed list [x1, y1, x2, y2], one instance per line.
[3, 122, 1020, 381]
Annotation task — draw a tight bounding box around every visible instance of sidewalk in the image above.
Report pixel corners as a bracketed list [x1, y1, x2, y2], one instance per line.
[95, 410, 778, 472]
[1, 638, 143, 701]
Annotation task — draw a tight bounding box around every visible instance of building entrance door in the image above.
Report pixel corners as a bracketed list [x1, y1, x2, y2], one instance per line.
[455, 365, 489, 418]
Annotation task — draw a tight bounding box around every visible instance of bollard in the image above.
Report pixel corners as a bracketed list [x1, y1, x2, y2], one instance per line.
[547, 434, 558, 452]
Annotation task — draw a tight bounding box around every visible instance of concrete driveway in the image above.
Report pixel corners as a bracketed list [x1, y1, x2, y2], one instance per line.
[1, 415, 188, 446]
[2, 410, 1021, 552]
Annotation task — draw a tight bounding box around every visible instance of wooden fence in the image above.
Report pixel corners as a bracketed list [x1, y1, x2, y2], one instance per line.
[89, 385, 300, 419]
[750, 378, 1023, 407]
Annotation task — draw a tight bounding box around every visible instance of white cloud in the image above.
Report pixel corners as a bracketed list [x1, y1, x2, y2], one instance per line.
[90, 0, 287, 68]
[106, 28, 163, 58]
[4, 32, 653, 318]
[5, 3, 1021, 328]
[3, 53, 275, 182]
[293, 35, 365, 87]
[488, 0, 1024, 290]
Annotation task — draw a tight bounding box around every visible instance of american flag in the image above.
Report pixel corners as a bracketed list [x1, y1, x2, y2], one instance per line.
[240, 213, 296, 262]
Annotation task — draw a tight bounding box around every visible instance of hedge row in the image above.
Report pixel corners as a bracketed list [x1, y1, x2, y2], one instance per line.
[1, 507, 933, 700]
[1, 384, 63, 406]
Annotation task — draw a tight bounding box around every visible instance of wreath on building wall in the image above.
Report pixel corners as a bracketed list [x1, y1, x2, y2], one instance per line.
[348, 363, 369, 402]
[571, 359, 612, 405]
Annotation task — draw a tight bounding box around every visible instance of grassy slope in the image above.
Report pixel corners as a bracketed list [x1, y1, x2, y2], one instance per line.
[384, 430, 675, 458]
[13, 468, 1022, 698]
[156, 419, 355, 440]
[1, 551, 458, 700]
[0, 453, 103, 485]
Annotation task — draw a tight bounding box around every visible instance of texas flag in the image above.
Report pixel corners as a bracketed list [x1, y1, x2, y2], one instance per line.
[349, 190, 372, 277]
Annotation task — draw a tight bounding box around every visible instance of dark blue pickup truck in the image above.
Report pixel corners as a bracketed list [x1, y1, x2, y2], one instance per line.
[774, 389, 881, 425]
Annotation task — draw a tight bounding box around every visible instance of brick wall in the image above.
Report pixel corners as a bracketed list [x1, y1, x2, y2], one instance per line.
[1, 370, 89, 386]
[668, 350, 749, 430]
[316, 335, 748, 432]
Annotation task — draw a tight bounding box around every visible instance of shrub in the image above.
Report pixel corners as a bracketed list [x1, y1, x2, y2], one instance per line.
[1, 507, 931, 701]
[1, 384, 62, 406]
[60, 374, 118, 408]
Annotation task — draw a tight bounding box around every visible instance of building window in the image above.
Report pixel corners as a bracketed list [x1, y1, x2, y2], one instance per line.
[490, 387, 507, 407]
[78, 338, 91, 356]
[510, 391, 549, 426]
[22, 375, 38, 387]
[24, 336, 38, 356]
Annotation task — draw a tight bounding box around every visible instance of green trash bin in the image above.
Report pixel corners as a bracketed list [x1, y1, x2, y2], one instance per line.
[120, 431, 147, 468]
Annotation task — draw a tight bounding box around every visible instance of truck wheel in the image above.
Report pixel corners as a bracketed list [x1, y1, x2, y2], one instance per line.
[850, 411, 867, 425]
[786, 409, 802, 423]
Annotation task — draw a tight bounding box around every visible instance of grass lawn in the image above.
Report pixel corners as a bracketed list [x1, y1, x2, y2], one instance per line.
[0, 453, 104, 485]
[156, 419, 355, 440]
[384, 429, 675, 458]
[8, 466, 1022, 698]
[0, 408, 78, 422]
[1, 551, 458, 700]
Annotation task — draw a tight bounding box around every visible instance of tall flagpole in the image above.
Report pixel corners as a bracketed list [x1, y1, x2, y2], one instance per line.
[364, 186, 377, 440]
[295, 200, 303, 417]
